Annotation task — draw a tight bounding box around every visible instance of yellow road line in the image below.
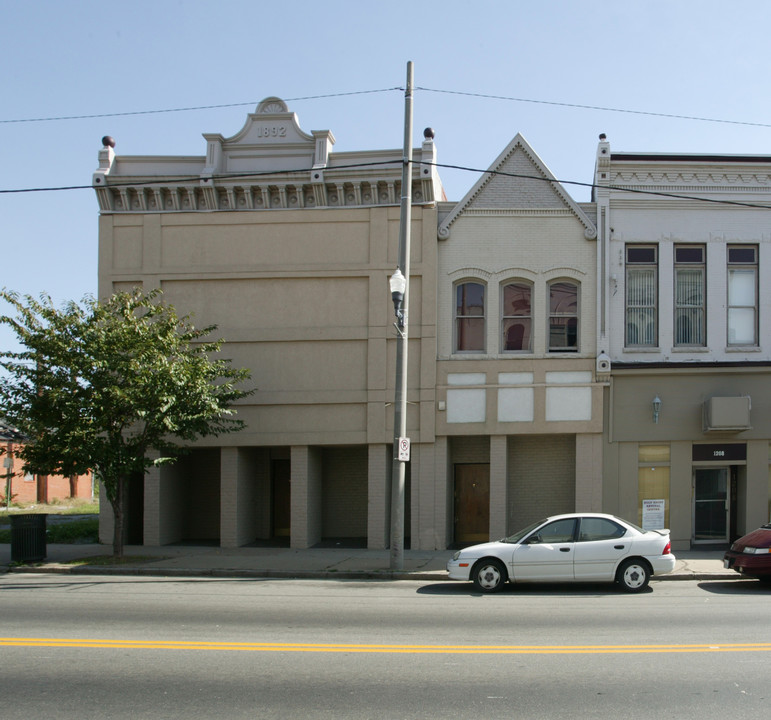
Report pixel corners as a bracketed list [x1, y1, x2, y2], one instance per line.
[1, 638, 770, 654]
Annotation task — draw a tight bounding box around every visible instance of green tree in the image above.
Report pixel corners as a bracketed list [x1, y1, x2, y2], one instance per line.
[0, 288, 253, 557]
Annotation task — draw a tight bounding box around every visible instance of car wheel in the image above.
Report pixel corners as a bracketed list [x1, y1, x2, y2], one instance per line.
[472, 559, 507, 593]
[617, 559, 650, 593]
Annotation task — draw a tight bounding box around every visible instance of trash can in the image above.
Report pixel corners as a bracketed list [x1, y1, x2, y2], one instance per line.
[10, 514, 47, 563]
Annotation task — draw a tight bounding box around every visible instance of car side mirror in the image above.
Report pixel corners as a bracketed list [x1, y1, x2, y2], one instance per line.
[526, 534, 541, 544]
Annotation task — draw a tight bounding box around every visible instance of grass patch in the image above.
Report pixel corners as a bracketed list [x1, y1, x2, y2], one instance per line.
[0, 498, 99, 521]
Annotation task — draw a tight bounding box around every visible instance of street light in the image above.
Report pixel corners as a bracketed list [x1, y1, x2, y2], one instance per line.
[652, 395, 662, 424]
[390, 268, 406, 329]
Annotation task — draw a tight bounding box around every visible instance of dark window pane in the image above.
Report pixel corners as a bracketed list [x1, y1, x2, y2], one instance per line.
[675, 246, 704, 264]
[626, 247, 657, 264]
[549, 282, 577, 314]
[502, 319, 532, 351]
[456, 283, 484, 317]
[456, 317, 485, 351]
[503, 283, 531, 315]
[728, 246, 756, 264]
[549, 317, 578, 350]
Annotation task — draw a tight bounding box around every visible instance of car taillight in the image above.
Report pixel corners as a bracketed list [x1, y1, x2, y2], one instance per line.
[662, 541, 671, 555]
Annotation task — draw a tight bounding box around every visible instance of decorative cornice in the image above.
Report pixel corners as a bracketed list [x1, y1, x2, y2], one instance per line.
[93, 97, 441, 213]
[94, 174, 436, 213]
[610, 171, 771, 189]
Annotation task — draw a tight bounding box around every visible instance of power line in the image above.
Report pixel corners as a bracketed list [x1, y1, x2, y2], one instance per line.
[4, 159, 771, 210]
[416, 87, 771, 130]
[3, 85, 771, 130]
[0, 88, 402, 124]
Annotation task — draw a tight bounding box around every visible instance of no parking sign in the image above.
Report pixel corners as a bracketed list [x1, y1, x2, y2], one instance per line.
[398, 437, 410, 461]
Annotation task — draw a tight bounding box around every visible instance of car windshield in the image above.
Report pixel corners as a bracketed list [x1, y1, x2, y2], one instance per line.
[502, 519, 547, 544]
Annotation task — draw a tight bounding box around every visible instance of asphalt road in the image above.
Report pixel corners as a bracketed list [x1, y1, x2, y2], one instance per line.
[0, 574, 769, 719]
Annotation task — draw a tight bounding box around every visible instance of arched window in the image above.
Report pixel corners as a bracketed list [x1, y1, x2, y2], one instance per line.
[548, 281, 578, 352]
[501, 281, 532, 352]
[454, 281, 485, 352]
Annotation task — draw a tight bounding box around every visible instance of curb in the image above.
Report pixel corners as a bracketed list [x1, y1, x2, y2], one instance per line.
[3, 564, 451, 582]
[3, 564, 740, 583]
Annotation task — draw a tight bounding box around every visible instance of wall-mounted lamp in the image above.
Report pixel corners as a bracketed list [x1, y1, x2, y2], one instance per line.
[652, 395, 662, 424]
[389, 268, 406, 329]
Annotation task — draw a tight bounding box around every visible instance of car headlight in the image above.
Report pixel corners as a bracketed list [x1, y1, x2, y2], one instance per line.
[452, 550, 462, 561]
[742, 547, 771, 555]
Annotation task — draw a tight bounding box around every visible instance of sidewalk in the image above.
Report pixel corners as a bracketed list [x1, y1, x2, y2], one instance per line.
[0, 543, 738, 582]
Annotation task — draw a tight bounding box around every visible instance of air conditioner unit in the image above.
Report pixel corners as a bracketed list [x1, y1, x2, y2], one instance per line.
[703, 396, 751, 432]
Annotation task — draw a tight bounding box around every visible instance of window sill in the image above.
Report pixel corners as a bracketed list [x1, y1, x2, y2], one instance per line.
[623, 346, 660, 353]
[671, 347, 709, 353]
[725, 346, 761, 353]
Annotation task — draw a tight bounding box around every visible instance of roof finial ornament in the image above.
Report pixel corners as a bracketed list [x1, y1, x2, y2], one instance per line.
[102, 136, 116, 149]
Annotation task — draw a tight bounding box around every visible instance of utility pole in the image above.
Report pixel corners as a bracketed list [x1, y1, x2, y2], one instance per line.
[389, 61, 414, 571]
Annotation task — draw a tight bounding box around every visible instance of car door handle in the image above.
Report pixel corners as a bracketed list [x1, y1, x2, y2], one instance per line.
[560, 547, 571, 552]
[614, 545, 626, 550]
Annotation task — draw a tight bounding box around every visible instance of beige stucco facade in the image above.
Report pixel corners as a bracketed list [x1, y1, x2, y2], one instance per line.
[96, 98, 443, 549]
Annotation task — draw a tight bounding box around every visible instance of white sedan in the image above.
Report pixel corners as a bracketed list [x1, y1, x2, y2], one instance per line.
[446, 513, 676, 593]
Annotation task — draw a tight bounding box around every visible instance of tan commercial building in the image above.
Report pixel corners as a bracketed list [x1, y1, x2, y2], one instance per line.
[94, 98, 443, 549]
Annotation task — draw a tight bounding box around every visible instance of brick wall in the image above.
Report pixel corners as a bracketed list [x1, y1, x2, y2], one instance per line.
[2, 444, 93, 505]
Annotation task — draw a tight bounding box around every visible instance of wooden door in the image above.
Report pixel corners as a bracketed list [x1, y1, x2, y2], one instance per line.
[454, 464, 490, 545]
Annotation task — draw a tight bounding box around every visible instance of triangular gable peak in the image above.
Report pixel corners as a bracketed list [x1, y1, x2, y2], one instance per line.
[438, 134, 596, 240]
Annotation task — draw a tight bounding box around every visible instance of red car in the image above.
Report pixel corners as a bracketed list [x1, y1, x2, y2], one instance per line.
[723, 524, 771, 581]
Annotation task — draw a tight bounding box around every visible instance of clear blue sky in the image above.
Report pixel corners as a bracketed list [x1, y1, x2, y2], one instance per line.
[3, 0, 771, 351]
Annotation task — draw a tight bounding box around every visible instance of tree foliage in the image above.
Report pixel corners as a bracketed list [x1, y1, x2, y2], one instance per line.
[0, 288, 253, 556]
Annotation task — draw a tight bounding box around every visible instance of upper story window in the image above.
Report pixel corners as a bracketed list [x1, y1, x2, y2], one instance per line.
[501, 281, 532, 352]
[674, 245, 705, 346]
[454, 281, 485, 352]
[548, 281, 578, 352]
[625, 245, 658, 347]
[727, 245, 758, 346]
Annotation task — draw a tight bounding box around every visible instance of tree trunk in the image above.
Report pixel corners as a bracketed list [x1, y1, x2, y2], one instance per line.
[111, 474, 126, 558]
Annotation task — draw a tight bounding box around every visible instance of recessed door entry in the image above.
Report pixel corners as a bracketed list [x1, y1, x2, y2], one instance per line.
[693, 467, 729, 543]
[454, 463, 490, 545]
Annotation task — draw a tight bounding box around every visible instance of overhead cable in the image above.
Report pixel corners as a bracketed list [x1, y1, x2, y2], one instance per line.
[416, 87, 771, 129]
[4, 159, 771, 210]
[0, 88, 402, 124]
[3, 85, 770, 130]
